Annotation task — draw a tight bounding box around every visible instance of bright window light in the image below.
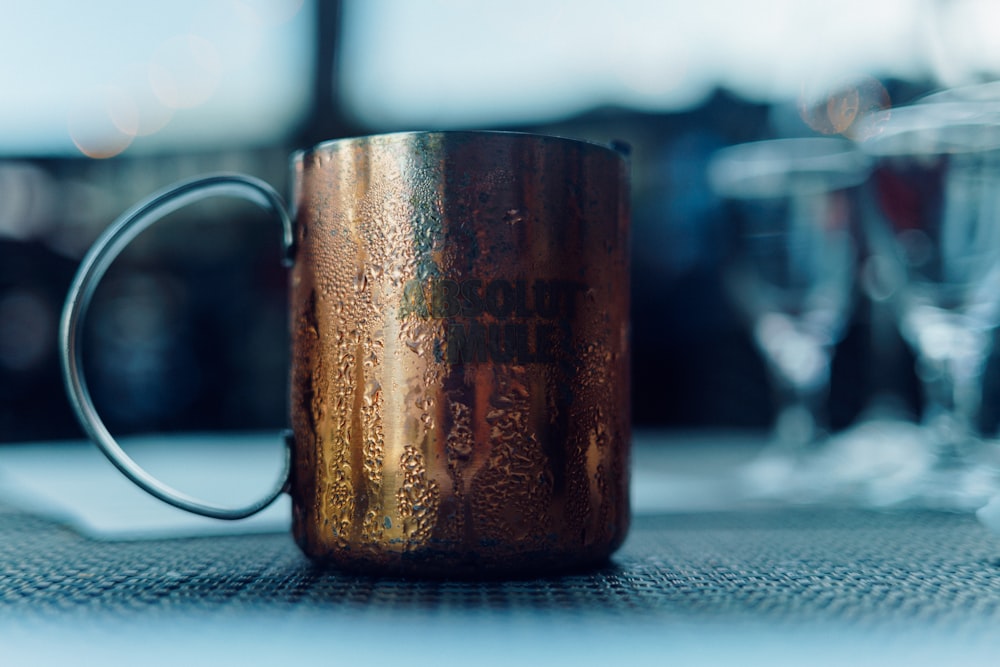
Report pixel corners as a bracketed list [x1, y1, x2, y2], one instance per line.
[0, 0, 313, 157]
[339, 0, 993, 129]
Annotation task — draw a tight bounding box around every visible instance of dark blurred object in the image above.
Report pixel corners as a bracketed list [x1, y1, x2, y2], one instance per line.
[0, 241, 77, 440]
[623, 97, 775, 428]
[0, 150, 293, 443]
[80, 199, 290, 437]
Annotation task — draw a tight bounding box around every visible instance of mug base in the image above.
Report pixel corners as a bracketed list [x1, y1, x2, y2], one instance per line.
[298, 545, 621, 580]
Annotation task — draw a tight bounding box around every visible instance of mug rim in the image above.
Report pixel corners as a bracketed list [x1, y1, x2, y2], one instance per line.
[290, 130, 628, 165]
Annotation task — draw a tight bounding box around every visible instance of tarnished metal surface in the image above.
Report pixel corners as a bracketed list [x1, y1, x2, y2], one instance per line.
[289, 131, 630, 575]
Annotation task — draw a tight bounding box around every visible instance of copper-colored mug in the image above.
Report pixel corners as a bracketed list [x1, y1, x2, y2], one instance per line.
[61, 131, 631, 576]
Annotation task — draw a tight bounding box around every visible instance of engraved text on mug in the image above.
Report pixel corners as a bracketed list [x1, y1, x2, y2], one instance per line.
[398, 279, 585, 365]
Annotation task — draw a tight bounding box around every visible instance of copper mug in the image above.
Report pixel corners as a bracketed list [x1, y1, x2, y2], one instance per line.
[61, 131, 631, 576]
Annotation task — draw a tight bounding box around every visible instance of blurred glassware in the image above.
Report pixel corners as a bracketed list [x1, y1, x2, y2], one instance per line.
[855, 99, 1000, 510]
[806, 248, 932, 508]
[709, 138, 869, 499]
[918, 80, 1000, 108]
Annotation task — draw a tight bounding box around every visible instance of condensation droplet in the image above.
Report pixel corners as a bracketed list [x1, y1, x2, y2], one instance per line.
[503, 209, 524, 225]
[364, 377, 381, 405]
[354, 270, 368, 293]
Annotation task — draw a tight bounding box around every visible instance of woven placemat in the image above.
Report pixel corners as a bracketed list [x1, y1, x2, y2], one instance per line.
[3, 504, 1000, 630]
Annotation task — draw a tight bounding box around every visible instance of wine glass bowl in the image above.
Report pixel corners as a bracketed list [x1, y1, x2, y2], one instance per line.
[709, 138, 869, 494]
[857, 101, 1000, 508]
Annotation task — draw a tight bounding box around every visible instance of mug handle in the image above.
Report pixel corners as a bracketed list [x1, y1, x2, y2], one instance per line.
[60, 173, 296, 520]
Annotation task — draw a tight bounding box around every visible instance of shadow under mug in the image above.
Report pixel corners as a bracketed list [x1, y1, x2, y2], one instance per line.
[60, 131, 632, 576]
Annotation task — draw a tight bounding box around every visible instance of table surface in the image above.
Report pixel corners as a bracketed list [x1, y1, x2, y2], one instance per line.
[3, 432, 1000, 666]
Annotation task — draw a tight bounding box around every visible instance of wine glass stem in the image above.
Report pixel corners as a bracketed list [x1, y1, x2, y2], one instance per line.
[772, 362, 831, 453]
[918, 347, 989, 464]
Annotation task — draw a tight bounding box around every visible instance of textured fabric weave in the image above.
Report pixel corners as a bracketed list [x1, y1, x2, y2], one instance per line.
[3, 504, 1000, 630]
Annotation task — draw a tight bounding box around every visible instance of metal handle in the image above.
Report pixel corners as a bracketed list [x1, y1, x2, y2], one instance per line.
[60, 173, 296, 520]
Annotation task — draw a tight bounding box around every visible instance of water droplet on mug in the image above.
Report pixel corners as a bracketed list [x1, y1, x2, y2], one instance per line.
[354, 270, 368, 293]
[389, 266, 404, 286]
[364, 378, 381, 405]
[503, 209, 523, 225]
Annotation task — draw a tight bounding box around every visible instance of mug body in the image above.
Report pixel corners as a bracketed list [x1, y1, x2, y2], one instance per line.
[289, 131, 630, 575]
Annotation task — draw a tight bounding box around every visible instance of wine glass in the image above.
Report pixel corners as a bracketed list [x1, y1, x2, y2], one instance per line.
[856, 101, 1000, 510]
[709, 137, 869, 499]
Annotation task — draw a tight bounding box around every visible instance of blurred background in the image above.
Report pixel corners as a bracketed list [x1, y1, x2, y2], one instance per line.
[3, 0, 1000, 443]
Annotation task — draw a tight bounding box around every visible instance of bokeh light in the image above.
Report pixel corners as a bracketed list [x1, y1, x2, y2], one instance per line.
[116, 63, 175, 137]
[149, 34, 225, 110]
[0, 164, 54, 240]
[798, 77, 891, 139]
[192, 1, 265, 72]
[67, 84, 139, 159]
